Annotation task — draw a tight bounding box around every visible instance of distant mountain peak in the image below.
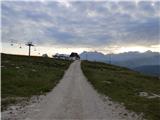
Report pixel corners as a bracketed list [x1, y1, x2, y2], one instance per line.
[81, 51, 104, 55]
[145, 50, 152, 53]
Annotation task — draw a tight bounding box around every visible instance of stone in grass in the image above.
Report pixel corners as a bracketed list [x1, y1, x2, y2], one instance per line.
[139, 92, 148, 97]
[105, 81, 111, 84]
[16, 66, 20, 69]
[147, 93, 160, 99]
[32, 69, 36, 72]
[102, 81, 111, 84]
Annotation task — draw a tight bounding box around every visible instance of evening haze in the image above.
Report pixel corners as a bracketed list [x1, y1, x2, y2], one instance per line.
[1, 0, 160, 56]
[1, 1, 160, 120]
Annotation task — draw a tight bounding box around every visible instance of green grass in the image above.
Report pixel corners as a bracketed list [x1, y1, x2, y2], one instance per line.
[1, 53, 71, 110]
[81, 61, 160, 120]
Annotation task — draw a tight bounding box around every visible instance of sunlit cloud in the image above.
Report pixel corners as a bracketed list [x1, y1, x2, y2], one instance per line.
[1, 0, 160, 55]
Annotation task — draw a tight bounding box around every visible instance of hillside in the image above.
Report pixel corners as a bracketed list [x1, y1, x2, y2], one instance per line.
[134, 65, 160, 77]
[80, 51, 160, 76]
[81, 61, 160, 120]
[80, 51, 159, 64]
[1, 53, 71, 110]
[113, 55, 160, 68]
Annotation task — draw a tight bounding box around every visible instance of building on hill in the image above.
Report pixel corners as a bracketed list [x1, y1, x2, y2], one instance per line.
[53, 54, 69, 60]
[69, 52, 80, 60]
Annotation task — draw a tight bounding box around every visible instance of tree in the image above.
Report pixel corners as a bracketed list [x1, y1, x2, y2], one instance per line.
[42, 54, 48, 57]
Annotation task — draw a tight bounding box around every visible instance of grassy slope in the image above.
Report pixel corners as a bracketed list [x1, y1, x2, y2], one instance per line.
[1, 53, 71, 110]
[81, 61, 160, 120]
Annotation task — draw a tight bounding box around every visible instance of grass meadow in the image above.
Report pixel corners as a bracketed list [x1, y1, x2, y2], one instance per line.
[82, 61, 160, 120]
[1, 53, 71, 110]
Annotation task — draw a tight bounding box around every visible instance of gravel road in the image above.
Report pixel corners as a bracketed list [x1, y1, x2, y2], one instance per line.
[2, 60, 143, 120]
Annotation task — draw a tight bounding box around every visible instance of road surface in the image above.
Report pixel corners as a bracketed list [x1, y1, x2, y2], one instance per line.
[3, 60, 142, 120]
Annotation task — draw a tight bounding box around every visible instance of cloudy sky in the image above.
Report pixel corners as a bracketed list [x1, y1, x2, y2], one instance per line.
[1, 0, 160, 56]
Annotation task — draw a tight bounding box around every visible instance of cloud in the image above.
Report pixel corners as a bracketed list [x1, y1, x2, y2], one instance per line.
[122, 17, 159, 45]
[58, 0, 72, 8]
[1, 1, 160, 49]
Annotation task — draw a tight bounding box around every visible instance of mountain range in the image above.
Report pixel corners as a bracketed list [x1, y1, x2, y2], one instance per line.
[80, 50, 160, 77]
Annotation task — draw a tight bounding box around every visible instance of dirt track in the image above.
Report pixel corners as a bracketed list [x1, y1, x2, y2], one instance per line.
[2, 60, 142, 120]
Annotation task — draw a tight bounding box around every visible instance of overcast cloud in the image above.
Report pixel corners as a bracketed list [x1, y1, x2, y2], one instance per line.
[1, 1, 160, 48]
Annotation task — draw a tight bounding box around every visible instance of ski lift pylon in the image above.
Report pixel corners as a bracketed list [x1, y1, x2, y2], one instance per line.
[10, 41, 14, 46]
[19, 44, 22, 48]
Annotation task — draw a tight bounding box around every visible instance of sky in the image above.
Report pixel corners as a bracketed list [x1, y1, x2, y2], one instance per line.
[1, 0, 160, 56]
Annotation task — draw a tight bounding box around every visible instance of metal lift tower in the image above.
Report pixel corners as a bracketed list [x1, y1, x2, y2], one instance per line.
[26, 42, 34, 56]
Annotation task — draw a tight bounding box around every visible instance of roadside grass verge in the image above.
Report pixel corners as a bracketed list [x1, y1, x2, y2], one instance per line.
[1, 53, 71, 110]
[81, 60, 160, 120]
